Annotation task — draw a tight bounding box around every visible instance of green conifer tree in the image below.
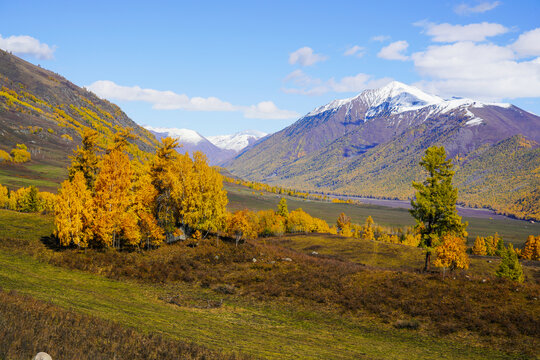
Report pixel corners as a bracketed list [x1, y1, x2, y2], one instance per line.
[496, 243, 524, 282]
[410, 146, 468, 271]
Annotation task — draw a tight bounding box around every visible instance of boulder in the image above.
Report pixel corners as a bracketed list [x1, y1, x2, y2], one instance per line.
[34, 353, 52, 360]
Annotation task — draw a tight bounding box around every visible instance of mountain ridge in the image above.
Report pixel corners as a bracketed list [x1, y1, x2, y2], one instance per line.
[227, 82, 540, 220]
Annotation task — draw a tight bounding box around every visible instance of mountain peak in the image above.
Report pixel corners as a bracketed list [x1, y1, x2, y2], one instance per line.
[208, 130, 267, 151]
[143, 126, 205, 145]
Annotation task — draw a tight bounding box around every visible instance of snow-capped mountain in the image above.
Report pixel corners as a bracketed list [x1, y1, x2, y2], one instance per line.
[144, 126, 207, 145]
[144, 126, 267, 165]
[227, 81, 540, 220]
[207, 130, 267, 152]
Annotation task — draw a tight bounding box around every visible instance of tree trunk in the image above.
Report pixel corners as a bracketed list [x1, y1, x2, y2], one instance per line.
[423, 251, 431, 272]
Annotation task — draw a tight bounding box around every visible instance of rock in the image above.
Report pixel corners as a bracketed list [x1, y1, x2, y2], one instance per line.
[282, 257, 293, 262]
[34, 353, 52, 360]
[487, 260, 492, 263]
[252, 258, 257, 263]
[482, 279, 487, 283]
[311, 251, 319, 255]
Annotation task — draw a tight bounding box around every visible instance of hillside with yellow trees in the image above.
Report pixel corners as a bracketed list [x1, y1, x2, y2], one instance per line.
[0, 50, 157, 191]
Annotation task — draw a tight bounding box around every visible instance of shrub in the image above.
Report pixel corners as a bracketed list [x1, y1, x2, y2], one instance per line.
[10, 144, 31, 163]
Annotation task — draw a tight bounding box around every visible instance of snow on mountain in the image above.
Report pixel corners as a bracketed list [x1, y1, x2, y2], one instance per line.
[144, 126, 205, 144]
[305, 81, 512, 127]
[208, 130, 267, 151]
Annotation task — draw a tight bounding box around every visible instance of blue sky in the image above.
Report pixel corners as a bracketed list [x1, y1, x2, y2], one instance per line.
[1, 0, 539, 136]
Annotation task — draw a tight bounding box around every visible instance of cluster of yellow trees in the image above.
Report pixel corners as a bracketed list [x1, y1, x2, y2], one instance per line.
[471, 233, 505, 256]
[0, 144, 31, 163]
[0, 184, 55, 212]
[518, 235, 540, 260]
[54, 129, 227, 249]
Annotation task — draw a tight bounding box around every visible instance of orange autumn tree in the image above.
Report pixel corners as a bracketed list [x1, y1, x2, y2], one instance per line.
[69, 128, 100, 190]
[93, 142, 138, 248]
[54, 171, 94, 248]
[363, 216, 375, 241]
[227, 209, 258, 246]
[471, 236, 487, 256]
[151, 137, 181, 241]
[186, 152, 228, 237]
[433, 234, 470, 272]
[132, 163, 164, 249]
[336, 212, 352, 237]
[521, 235, 540, 260]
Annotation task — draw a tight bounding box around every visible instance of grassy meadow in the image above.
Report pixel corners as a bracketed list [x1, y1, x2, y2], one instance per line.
[0, 209, 539, 359]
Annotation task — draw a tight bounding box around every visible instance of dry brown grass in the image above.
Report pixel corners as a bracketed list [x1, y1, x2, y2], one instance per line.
[0, 288, 247, 360]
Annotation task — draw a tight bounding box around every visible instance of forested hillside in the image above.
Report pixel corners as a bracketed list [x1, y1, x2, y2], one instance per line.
[0, 50, 158, 190]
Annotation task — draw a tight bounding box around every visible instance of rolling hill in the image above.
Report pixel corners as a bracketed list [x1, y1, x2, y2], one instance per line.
[227, 81, 540, 220]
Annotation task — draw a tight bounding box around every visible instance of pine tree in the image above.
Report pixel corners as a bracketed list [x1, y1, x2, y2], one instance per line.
[521, 235, 540, 261]
[496, 244, 524, 282]
[410, 146, 468, 271]
[69, 128, 100, 190]
[277, 198, 289, 218]
[471, 236, 487, 255]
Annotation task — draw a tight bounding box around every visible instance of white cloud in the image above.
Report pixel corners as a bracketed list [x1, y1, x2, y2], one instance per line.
[87, 80, 299, 120]
[371, 35, 390, 42]
[288, 47, 328, 66]
[243, 101, 300, 119]
[412, 41, 540, 100]
[283, 70, 392, 96]
[416, 21, 508, 42]
[511, 28, 540, 57]
[378, 41, 409, 61]
[454, 1, 501, 15]
[0, 34, 55, 59]
[344, 45, 365, 57]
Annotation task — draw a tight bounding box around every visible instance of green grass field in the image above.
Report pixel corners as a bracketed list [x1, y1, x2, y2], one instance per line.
[225, 182, 540, 247]
[0, 210, 534, 360]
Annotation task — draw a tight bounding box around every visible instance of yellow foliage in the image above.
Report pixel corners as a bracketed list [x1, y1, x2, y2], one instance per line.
[0, 149, 10, 162]
[287, 208, 320, 233]
[257, 210, 286, 237]
[54, 172, 95, 248]
[520, 235, 540, 260]
[471, 236, 487, 256]
[227, 210, 258, 246]
[61, 134, 73, 141]
[38, 191, 56, 213]
[434, 234, 470, 270]
[10, 144, 31, 163]
[93, 148, 137, 248]
[0, 184, 8, 208]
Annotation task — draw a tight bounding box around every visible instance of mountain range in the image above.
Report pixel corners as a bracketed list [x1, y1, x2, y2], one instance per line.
[227, 81, 540, 220]
[144, 126, 266, 165]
